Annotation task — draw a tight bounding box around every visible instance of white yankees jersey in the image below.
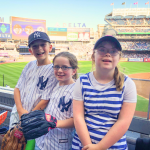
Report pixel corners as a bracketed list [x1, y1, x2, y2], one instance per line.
[36, 82, 75, 150]
[9, 60, 58, 128]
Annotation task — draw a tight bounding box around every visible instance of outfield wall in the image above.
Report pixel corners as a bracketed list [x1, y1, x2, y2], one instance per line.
[120, 58, 150, 62]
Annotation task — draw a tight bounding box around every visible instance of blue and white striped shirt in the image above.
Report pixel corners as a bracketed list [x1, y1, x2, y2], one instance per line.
[72, 72, 137, 150]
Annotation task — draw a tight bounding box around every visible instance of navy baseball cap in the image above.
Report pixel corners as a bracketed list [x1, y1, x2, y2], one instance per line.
[28, 31, 51, 47]
[94, 36, 122, 51]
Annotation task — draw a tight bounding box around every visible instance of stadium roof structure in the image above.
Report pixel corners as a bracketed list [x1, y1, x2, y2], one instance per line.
[106, 8, 150, 17]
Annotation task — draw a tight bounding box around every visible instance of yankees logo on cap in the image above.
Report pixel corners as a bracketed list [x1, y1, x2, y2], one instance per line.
[34, 32, 41, 38]
[28, 31, 51, 47]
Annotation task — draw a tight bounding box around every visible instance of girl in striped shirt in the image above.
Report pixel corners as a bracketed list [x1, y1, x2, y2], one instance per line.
[72, 36, 137, 150]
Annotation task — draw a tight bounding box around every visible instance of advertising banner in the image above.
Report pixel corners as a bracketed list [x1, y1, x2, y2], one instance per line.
[67, 32, 78, 41]
[0, 53, 8, 56]
[47, 28, 67, 36]
[11, 16, 46, 40]
[144, 58, 150, 62]
[67, 28, 90, 32]
[0, 23, 10, 34]
[0, 23, 12, 39]
[47, 28, 67, 32]
[47, 28, 67, 41]
[0, 34, 12, 39]
[50, 36, 67, 41]
[120, 58, 128, 62]
[78, 32, 90, 41]
[48, 31, 67, 36]
[128, 58, 143, 62]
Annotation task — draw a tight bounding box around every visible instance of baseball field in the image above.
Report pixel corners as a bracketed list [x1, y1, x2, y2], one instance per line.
[0, 61, 150, 113]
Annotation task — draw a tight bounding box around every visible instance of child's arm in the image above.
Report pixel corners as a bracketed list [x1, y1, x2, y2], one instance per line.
[82, 102, 136, 150]
[56, 118, 74, 128]
[14, 87, 28, 118]
[32, 100, 49, 111]
[73, 99, 92, 146]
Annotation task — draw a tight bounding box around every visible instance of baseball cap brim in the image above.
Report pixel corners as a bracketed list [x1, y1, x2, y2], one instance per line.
[28, 38, 51, 47]
[94, 36, 122, 51]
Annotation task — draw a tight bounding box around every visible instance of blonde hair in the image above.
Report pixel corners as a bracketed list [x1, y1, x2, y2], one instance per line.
[91, 51, 124, 91]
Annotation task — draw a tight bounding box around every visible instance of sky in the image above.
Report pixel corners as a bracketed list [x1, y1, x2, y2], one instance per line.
[1, 0, 149, 32]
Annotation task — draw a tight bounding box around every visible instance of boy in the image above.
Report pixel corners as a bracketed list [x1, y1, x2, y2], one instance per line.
[9, 31, 58, 128]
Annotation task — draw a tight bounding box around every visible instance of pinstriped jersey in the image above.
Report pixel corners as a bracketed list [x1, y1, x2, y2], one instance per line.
[9, 60, 58, 128]
[36, 83, 75, 150]
[72, 72, 133, 150]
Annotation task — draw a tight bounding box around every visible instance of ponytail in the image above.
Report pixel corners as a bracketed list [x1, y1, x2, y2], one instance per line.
[114, 66, 124, 91]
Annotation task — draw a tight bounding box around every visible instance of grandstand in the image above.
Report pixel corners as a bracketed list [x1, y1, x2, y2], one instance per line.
[97, 8, 150, 60]
[1, 12, 150, 61]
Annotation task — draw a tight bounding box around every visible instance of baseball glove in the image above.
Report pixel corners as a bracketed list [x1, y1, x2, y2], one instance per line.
[20, 110, 57, 140]
[1, 123, 26, 150]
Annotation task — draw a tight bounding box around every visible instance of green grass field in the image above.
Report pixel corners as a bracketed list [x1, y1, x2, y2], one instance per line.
[0, 61, 150, 112]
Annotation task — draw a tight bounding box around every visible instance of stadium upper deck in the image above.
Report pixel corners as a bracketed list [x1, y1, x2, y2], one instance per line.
[97, 8, 150, 51]
[104, 8, 150, 37]
[105, 8, 150, 25]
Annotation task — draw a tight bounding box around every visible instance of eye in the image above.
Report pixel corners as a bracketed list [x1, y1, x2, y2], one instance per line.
[32, 45, 38, 49]
[62, 66, 68, 70]
[99, 48, 105, 52]
[54, 65, 60, 69]
[41, 44, 46, 47]
[112, 49, 118, 54]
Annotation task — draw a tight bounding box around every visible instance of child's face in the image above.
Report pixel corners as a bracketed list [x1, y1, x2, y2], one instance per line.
[29, 40, 52, 63]
[53, 56, 76, 86]
[93, 41, 120, 71]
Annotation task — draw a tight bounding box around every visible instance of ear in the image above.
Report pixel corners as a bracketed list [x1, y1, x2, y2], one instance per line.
[91, 52, 95, 62]
[72, 68, 77, 76]
[28, 48, 33, 55]
[49, 44, 52, 52]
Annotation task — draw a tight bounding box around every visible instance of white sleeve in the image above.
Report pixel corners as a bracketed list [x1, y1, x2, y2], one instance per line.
[15, 62, 30, 89]
[123, 77, 137, 103]
[73, 78, 83, 101]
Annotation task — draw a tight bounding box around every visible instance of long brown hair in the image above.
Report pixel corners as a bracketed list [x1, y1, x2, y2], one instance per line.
[53, 52, 78, 79]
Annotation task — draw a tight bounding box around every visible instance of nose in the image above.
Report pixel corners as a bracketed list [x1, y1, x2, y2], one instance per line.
[58, 67, 63, 71]
[105, 50, 111, 57]
[38, 45, 43, 49]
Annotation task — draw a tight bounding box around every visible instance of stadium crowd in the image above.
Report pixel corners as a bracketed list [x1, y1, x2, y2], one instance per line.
[1, 40, 150, 60]
[122, 51, 150, 58]
[116, 27, 150, 33]
[120, 40, 150, 50]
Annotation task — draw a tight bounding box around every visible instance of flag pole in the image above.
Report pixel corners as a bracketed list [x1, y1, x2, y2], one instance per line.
[148, 1, 149, 15]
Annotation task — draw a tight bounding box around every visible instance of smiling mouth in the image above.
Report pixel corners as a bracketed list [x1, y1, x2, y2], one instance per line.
[37, 52, 45, 55]
[57, 74, 64, 77]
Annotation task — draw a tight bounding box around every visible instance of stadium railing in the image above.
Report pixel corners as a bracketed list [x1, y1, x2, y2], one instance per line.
[0, 87, 14, 128]
[0, 87, 150, 150]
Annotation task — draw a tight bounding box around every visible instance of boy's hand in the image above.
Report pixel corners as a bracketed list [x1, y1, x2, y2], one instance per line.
[18, 108, 28, 119]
